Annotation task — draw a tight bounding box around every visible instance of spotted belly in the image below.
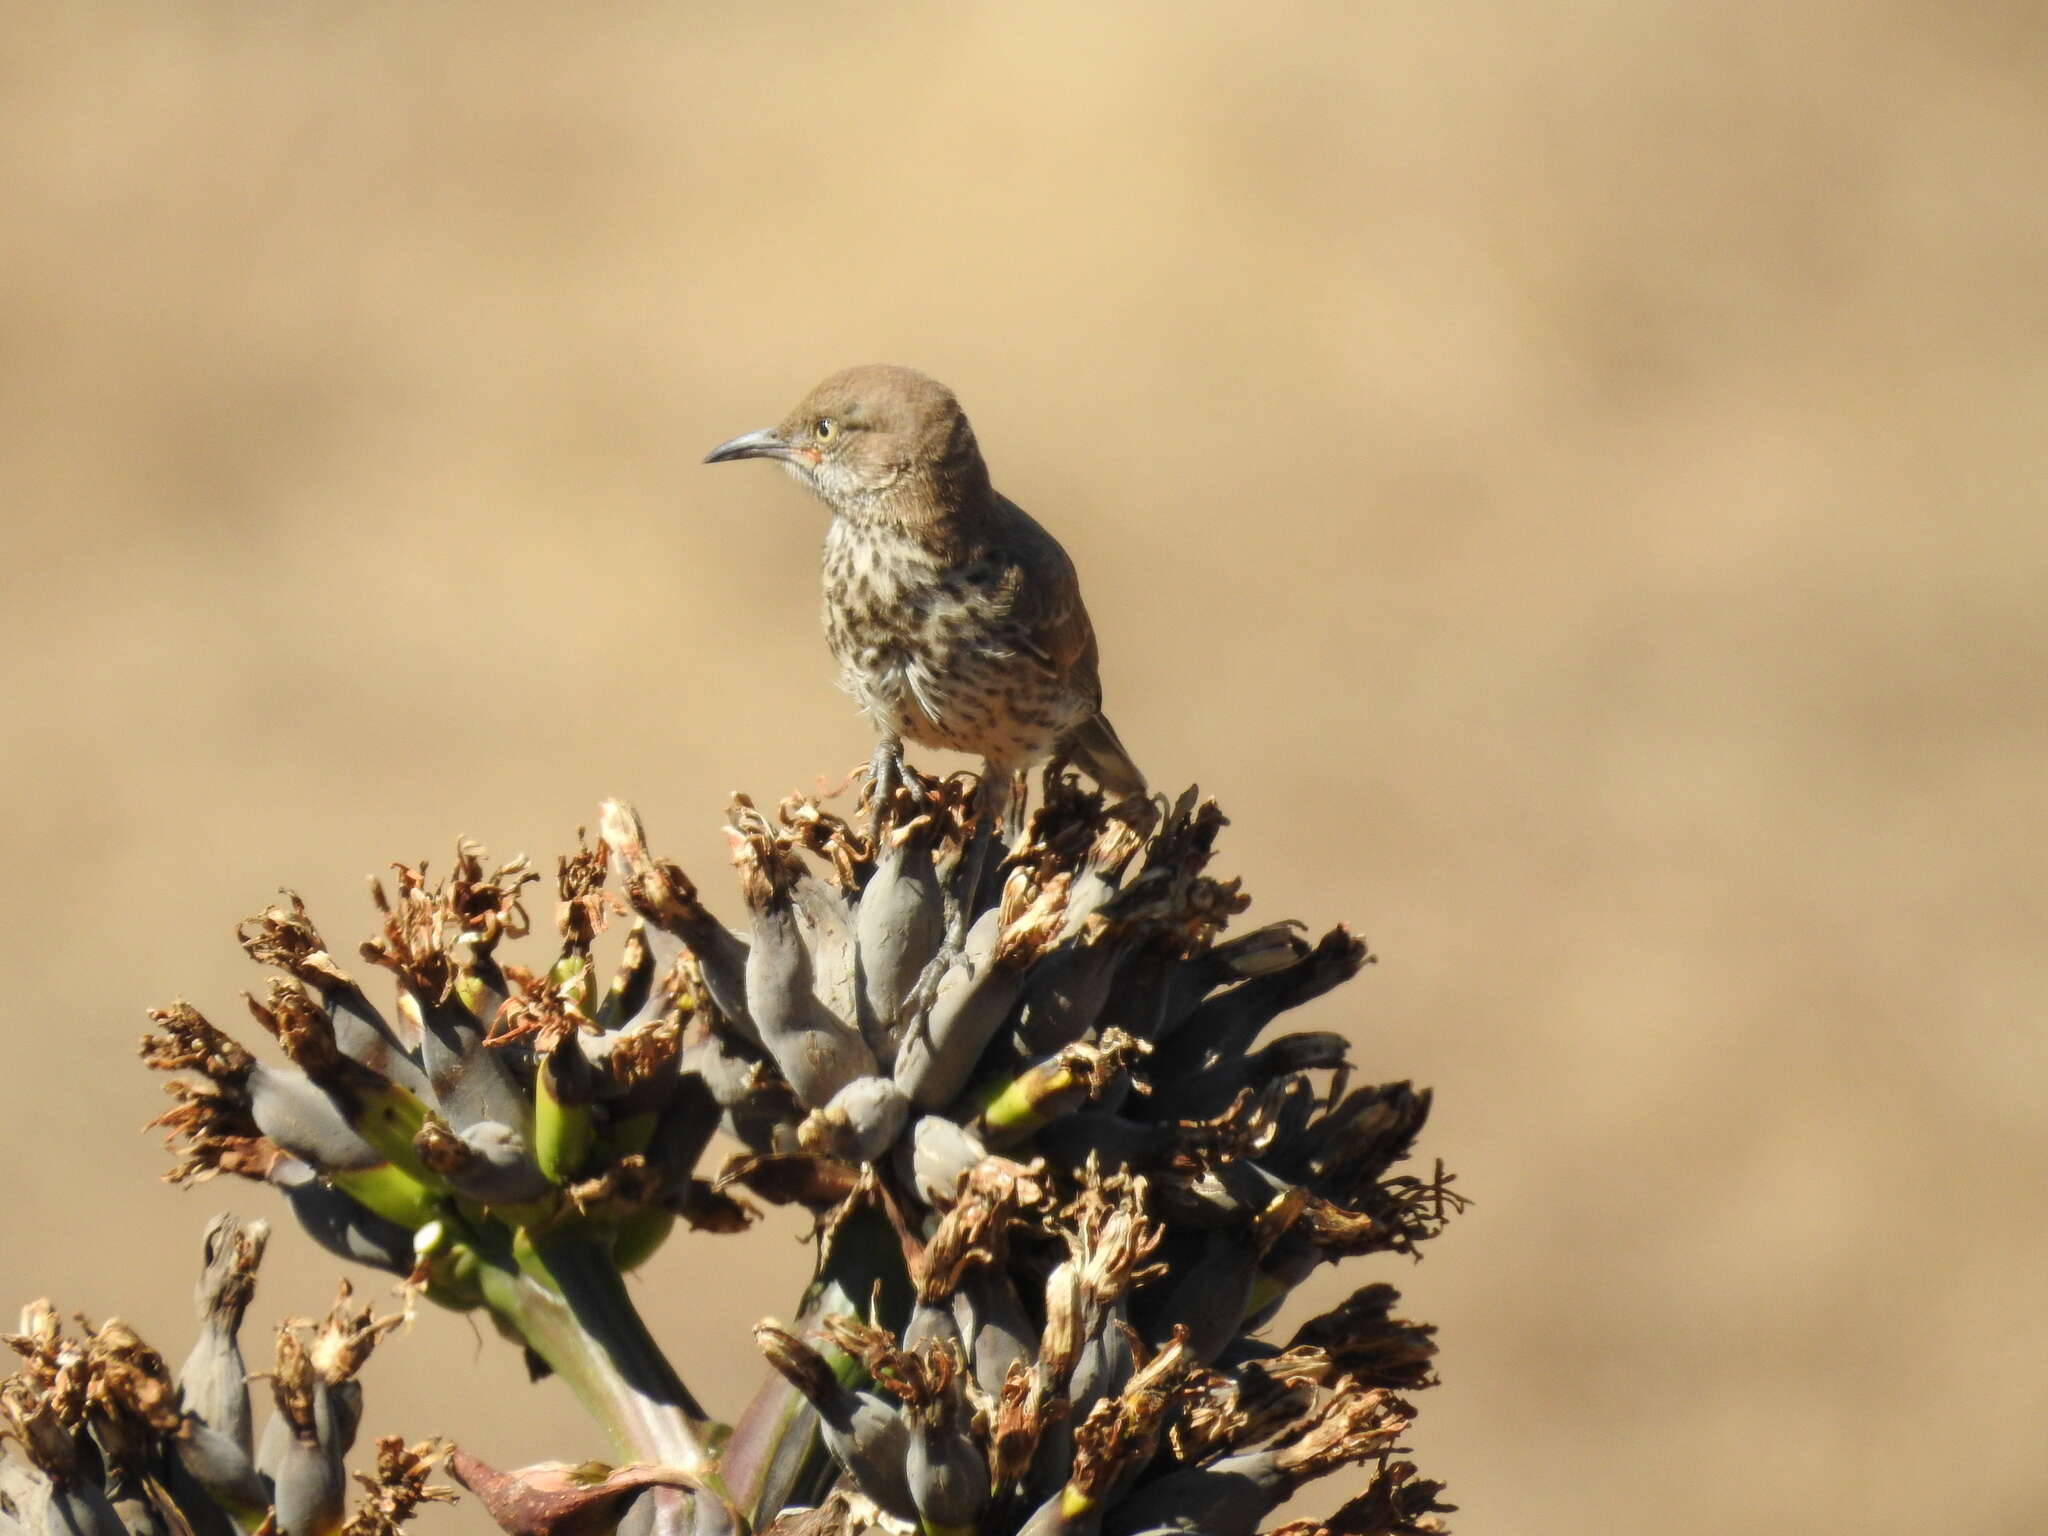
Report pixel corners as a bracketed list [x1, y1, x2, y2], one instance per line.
[822, 527, 1088, 765]
[837, 638, 1085, 767]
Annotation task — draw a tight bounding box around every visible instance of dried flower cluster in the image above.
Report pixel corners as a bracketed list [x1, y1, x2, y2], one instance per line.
[121, 767, 1457, 1536]
[0, 1214, 448, 1536]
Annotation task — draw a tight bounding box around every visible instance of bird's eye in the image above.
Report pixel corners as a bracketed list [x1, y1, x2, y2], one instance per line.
[814, 419, 837, 441]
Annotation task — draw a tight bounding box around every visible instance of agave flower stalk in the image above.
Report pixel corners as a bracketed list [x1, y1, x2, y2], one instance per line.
[139, 766, 1459, 1536]
[0, 1217, 449, 1536]
[141, 850, 725, 1499]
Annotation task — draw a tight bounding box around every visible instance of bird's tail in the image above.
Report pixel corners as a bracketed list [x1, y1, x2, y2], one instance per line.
[1063, 712, 1147, 798]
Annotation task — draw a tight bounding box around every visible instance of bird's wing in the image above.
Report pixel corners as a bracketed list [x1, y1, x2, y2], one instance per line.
[986, 495, 1104, 702]
[1007, 566, 1097, 669]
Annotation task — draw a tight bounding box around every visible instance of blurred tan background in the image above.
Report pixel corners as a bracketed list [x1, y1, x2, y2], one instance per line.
[3, 3, 2043, 1532]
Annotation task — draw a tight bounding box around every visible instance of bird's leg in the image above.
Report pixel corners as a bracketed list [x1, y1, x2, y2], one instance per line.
[867, 733, 905, 844]
[950, 766, 1013, 940]
[904, 761, 1014, 1019]
[1008, 767, 1029, 842]
[1040, 750, 1068, 807]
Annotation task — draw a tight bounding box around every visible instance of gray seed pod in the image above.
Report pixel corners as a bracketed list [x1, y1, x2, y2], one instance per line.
[252, 1402, 288, 1488]
[315, 981, 429, 1098]
[754, 1326, 917, 1523]
[644, 1074, 721, 1182]
[412, 1118, 550, 1206]
[741, 882, 877, 1110]
[899, 1301, 960, 1358]
[681, 1031, 763, 1108]
[1141, 923, 1307, 1040]
[638, 913, 757, 1047]
[1150, 1030, 1349, 1121]
[268, 1428, 344, 1536]
[1098, 1458, 1283, 1536]
[1157, 931, 1365, 1065]
[1066, 1302, 1135, 1420]
[317, 1378, 362, 1459]
[177, 1215, 265, 1454]
[411, 990, 531, 1134]
[1013, 837, 1132, 1051]
[1148, 1229, 1259, 1363]
[238, 902, 432, 1098]
[1012, 1486, 1098, 1536]
[681, 1033, 792, 1154]
[695, 936, 760, 1047]
[853, 833, 944, 1057]
[892, 907, 1017, 1110]
[906, 1116, 989, 1209]
[269, 1159, 416, 1274]
[1263, 1076, 1319, 1155]
[905, 1389, 986, 1536]
[102, 1470, 168, 1536]
[1015, 937, 1125, 1054]
[826, 1397, 916, 1524]
[161, 1462, 240, 1536]
[807, 1076, 910, 1165]
[44, 1483, 129, 1536]
[246, 1064, 381, 1173]
[954, 1271, 1034, 1399]
[597, 922, 659, 1031]
[790, 871, 859, 1034]
[171, 1417, 269, 1520]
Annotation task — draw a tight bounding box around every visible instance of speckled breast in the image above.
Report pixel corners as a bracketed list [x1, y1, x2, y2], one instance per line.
[821, 524, 1089, 765]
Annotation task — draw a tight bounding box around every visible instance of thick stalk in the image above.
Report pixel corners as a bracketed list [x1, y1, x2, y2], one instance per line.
[474, 1251, 708, 1472]
[475, 1251, 713, 1536]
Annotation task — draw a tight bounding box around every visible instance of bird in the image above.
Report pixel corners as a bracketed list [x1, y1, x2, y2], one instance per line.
[705, 364, 1144, 815]
[706, 365, 1144, 988]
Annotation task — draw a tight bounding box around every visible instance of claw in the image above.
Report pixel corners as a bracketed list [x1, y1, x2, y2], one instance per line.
[868, 737, 906, 843]
[904, 920, 974, 1023]
[901, 951, 950, 1023]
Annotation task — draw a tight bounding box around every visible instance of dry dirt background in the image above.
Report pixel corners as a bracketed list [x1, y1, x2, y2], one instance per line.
[2, 5, 2043, 1533]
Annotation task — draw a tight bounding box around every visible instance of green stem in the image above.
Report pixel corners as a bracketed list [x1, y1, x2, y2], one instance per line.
[473, 1243, 709, 1473]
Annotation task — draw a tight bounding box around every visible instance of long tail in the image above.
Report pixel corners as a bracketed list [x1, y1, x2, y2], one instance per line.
[1061, 711, 1147, 798]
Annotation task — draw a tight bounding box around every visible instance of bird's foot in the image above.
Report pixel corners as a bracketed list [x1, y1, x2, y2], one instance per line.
[902, 944, 961, 1022]
[1007, 767, 1029, 841]
[866, 737, 906, 845]
[904, 899, 978, 1020]
[904, 933, 974, 1021]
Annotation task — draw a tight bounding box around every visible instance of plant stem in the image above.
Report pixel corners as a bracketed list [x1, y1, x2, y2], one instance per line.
[474, 1244, 718, 1536]
[473, 1246, 709, 1473]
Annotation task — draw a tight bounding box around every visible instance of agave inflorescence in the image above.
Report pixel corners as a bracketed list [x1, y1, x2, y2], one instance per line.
[136, 767, 1460, 1536]
[0, 1214, 448, 1536]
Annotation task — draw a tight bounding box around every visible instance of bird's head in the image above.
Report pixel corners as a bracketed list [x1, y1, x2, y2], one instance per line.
[705, 364, 989, 517]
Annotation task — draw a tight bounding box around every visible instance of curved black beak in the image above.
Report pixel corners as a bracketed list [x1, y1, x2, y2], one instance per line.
[704, 427, 799, 466]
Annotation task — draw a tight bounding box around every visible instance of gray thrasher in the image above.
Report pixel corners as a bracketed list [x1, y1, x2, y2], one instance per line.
[705, 364, 1144, 824]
